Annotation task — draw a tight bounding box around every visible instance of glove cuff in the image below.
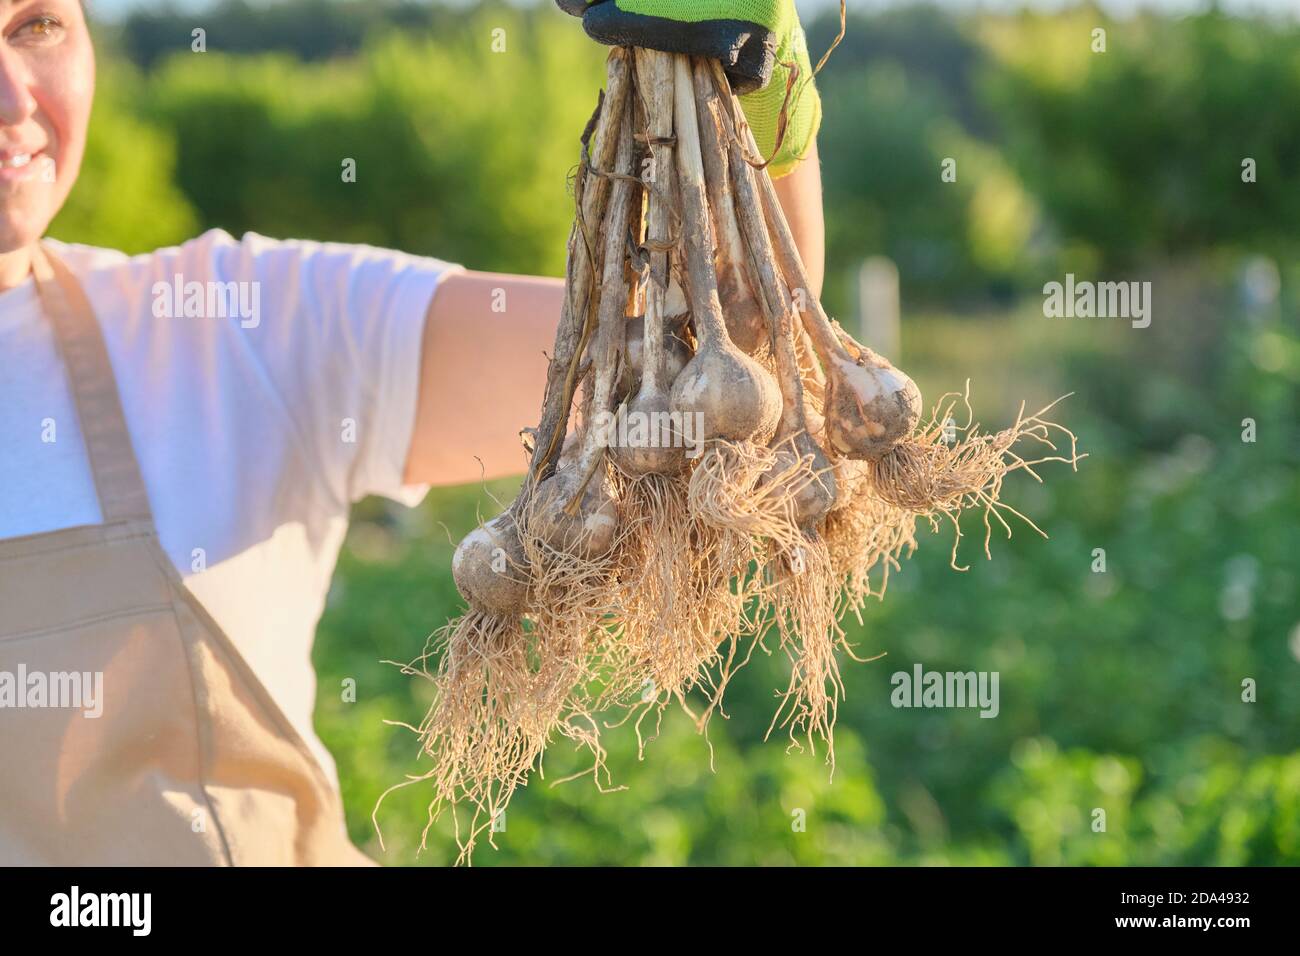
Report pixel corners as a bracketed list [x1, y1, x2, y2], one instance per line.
[740, 75, 821, 180]
[767, 82, 820, 179]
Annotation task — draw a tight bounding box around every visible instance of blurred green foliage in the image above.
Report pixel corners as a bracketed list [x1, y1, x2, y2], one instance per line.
[77, 1, 1300, 299]
[59, 1, 1299, 864]
[81, 5, 606, 274]
[979, 7, 1300, 269]
[319, 302, 1300, 866]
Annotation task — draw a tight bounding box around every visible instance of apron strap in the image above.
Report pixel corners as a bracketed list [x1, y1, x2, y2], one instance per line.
[31, 242, 153, 525]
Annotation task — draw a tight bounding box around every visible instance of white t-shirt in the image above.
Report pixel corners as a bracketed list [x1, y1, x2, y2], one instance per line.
[0, 228, 460, 784]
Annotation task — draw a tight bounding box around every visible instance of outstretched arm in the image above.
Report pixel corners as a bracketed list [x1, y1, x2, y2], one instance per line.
[404, 270, 563, 488]
[773, 139, 824, 299]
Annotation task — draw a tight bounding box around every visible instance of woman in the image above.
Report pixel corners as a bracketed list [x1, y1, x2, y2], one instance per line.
[0, 0, 824, 864]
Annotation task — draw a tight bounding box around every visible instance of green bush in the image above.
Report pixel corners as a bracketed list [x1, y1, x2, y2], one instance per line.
[315, 306, 1300, 865]
[979, 7, 1300, 268]
[136, 8, 605, 276]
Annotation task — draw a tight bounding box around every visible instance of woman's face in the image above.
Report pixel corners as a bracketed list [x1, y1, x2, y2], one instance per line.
[0, 0, 92, 253]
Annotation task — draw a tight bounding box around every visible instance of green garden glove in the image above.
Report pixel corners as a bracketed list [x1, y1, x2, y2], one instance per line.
[557, 0, 821, 178]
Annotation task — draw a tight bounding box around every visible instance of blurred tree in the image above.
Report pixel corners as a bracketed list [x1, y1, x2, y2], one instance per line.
[117, 0, 451, 69]
[980, 8, 1300, 267]
[807, 2, 994, 138]
[138, 7, 606, 275]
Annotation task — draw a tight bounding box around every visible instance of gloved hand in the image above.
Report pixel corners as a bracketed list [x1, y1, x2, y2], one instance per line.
[556, 0, 821, 178]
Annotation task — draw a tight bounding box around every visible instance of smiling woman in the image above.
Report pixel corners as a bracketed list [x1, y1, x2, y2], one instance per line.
[0, 0, 826, 866]
[0, 1, 93, 285]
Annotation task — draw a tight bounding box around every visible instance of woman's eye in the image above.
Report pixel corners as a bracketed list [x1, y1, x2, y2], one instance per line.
[12, 15, 65, 45]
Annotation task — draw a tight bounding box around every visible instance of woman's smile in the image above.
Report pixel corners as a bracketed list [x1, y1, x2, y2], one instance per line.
[0, 145, 48, 184]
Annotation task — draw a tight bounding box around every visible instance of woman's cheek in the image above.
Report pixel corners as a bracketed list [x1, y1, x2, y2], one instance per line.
[42, 43, 95, 195]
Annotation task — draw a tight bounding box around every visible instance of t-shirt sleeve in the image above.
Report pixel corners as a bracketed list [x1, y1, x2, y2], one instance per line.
[190, 228, 461, 509]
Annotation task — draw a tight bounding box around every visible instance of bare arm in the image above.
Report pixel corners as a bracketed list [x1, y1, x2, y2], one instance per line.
[405, 144, 825, 487]
[404, 270, 563, 487]
[772, 140, 824, 299]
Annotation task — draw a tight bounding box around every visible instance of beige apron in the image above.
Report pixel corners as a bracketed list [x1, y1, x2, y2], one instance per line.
[0, 242, 368, 866]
